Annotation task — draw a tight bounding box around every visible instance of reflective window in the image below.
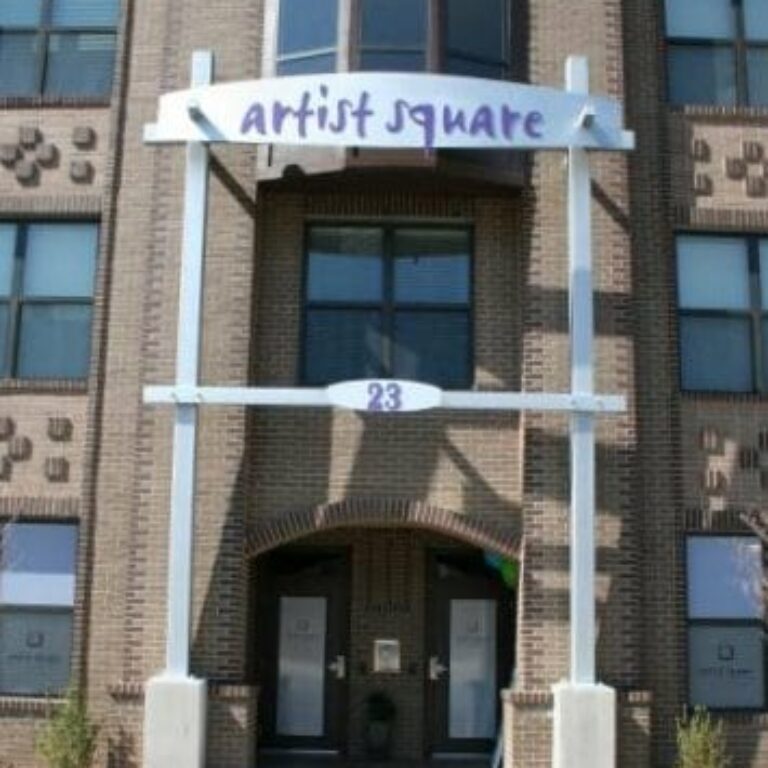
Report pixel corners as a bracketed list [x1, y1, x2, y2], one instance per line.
[0, 0, 118, 98]
[359, 0, 427, 72]
[676, 235, 768, 392]
[0, 222, 98, 380]
[686, 536, 765, 710]
[276, 0, 338, 75]
[0, 523, 78, 695]
[445, 0, 509, 79]
[666, 0, 768, 105]
[304, 225, 472, 387]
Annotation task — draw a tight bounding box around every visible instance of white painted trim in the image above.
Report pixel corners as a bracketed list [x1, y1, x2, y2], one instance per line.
[143, 385, 626, 414]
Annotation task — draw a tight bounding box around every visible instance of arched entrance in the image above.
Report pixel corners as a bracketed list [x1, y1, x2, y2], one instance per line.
[248, 502, 520, 765]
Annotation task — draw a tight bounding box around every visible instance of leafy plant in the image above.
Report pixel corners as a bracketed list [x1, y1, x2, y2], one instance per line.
[675, 707, 731, 768]
[37, 689, 98, 768]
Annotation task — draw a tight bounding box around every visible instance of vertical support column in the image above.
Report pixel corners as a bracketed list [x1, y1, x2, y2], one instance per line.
[552, 56, 616, 768]
[144, 50, 213, 768]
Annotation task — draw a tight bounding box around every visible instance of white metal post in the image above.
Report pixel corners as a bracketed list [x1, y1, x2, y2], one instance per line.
[566, 56, 596, 686]
[164, 51, 212, 677]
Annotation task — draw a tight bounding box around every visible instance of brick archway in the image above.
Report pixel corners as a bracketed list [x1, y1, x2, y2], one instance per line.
[245, 498, 521, 558]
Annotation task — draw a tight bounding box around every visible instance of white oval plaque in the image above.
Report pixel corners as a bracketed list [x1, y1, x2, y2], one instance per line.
[326, 379, 443, 413]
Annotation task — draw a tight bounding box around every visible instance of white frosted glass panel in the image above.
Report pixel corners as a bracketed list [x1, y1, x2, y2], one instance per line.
[0, 610, 72, 694]
[760, 240, 768, 308]
[0, 225, 16, 296]
[0, 524, 77, 607]
[449, 599, 496, 740]
[23, 223, 97, 297]
[689, 625, 765, 708]
[677, 236, 749, 309]
[745, 0, 768, 41]
[665, 0, 734, 39]
[277, 597, 326, 737]
[687, 537, 763, 619]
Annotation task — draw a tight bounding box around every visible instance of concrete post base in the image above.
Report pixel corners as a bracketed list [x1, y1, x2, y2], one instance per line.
[143, 675, 207, 768]
[552, 682, 616, 768]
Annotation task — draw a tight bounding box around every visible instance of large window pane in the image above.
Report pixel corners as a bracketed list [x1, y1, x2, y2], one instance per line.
[0, 524, 77, 608]
[0, 610, 73, 695]
[52, 0, 120, 27]
[393, 312, 470, 387]
[0, 33, 40, 96]
[305, 310, 383, 383]
[277, 53, 336, 75]
[665, 0, 735, 39]
[0, 0, 43, 26]
[446, 0, 506, 61]
[278, 0, 337, 55]
[677, 236, 749, 310]
[0, 225, 16, 296]
[361, 0, 426, 47]
[679, 316, 752, 391]
[0, 304, 9, 376]
[17, 304, 93, 379]
[687, 538, 763, 620]
[745, 0, 768, 41]
[668, 46, 736, 105]
[689, 625, 765, 709]
[748, 48, 768, 105]
[24, 224, 97, 298]
[44, 33, 115, 97]
[444, 57, 506, 79]
[394, 230, 470, 305]
[307, 228, 383, 302]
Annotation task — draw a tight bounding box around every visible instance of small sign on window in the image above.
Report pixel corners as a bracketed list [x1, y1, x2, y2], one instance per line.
[373, 639, 401, 674]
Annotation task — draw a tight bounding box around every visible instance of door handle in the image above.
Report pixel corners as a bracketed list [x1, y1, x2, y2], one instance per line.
[328, 655, 346, 680]
[429, 656, 448, 681]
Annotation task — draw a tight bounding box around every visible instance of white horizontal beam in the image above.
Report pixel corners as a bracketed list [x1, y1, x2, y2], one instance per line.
[144, 385, 626, 414]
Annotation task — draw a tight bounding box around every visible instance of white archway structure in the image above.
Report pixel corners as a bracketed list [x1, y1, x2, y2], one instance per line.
[141, 53, 634, 768]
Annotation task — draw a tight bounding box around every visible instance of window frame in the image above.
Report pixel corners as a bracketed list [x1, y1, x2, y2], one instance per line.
[676, 232, 768, 394]
[665, 0, 768, 106]
[0, 520, 79, 697]
[300, 221, 475, 389]
[0, 0, 118, 100]
[0, 220, 98, 382]
[684, 533, 767, 712]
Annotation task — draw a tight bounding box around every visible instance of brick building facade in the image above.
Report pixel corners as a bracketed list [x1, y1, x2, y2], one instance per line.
[0, 1, 766, 766]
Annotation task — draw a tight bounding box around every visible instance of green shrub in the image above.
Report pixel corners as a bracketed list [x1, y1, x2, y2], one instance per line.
[37, 689, 98, 768]
[675, 707, 731, 768]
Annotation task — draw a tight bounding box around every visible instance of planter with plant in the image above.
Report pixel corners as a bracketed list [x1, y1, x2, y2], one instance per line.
[675, 707, 731, 768]
[37, 689, 98, 768]
[364, 691, 397, 761]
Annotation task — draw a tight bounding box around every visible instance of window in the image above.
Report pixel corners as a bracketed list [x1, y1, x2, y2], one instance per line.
[274, 0, 512, 78]
[0, 222, 98, 380]
[0, 523, 78, 695]
[303, 225, 472, 388]
[676, 234, 768, 392]
[686, 536, 765, 709]
[665, 0, 768, 106]
[0, 0, 119, 98]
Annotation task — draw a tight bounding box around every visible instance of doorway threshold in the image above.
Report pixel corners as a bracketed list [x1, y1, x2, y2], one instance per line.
[258, 753, 491, 768]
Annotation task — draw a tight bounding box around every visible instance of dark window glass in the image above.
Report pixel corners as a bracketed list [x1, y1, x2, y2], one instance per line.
[0, 0, 117, 98]
[0, 222, 97, 380]
[679, 316, 752, 392]
[668, 46, 736, 106]
[0, 33, 40, 96]
[305, 309, 384, 384]
[277, 0, 337, 75]
[44, 32, 115, 97]
[748, 48, 768, 105]
[307, 228, 383, 302]
[359, 0, 427, 72]
[303, 225, 472, 387]
[445, 0, 508, 78]
[393, 312, 470, 387]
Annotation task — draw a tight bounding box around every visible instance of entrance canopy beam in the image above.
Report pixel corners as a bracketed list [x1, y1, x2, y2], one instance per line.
[144, 385, 625, 415]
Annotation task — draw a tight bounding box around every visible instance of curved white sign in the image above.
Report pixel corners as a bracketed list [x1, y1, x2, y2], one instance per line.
[145, 72, 633, 151]
[327, 379, 443, 413]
